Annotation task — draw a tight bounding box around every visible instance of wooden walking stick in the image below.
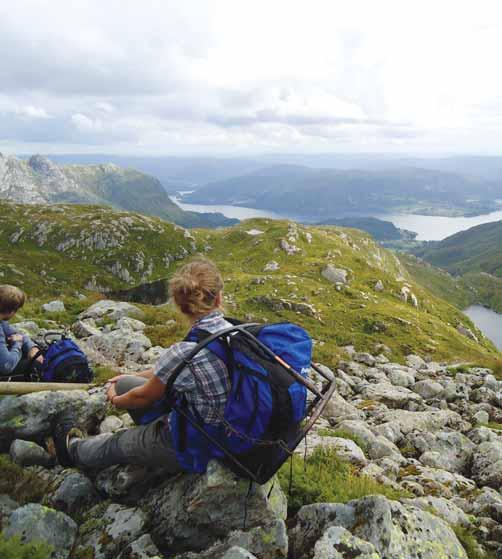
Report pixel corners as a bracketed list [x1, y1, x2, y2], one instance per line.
[0, 382, 95, 395]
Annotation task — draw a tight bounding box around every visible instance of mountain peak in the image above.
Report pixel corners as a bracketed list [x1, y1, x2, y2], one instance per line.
[28, 154, 56, 175]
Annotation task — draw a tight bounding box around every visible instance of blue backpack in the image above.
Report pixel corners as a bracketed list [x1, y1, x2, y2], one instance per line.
[166, 319, 313, 484]
[40, 335, 94, 383]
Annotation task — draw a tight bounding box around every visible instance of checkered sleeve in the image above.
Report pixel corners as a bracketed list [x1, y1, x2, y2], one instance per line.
[154, 342, 196, 392]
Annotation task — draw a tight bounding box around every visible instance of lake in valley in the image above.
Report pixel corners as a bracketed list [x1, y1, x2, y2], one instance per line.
[464, 305, 502, 350]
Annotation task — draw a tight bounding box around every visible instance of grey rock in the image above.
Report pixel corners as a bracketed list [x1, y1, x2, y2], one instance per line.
[406, 354, 427, 369]
[80, 300, 143, 321]
[145, 460, 286, 553]
[443, 382, 471, 402]
[42, 300, 65, 313]
[387, 369, 415, 388]
[322, 437, 367, 465]
[332, 420, 377, 447]
[354, 353, 376, 366]
[417, 431, 474, 474]
[374, 409, 465, 440]
[292, 495, 467, 559]
[116, 317, 147, 331]
[74, 503, 149, 559]
[263, 261, 279, 272]
[471, 440, 502, 488]
[86, 328, 152, 364]
[367, 436, 403, 461]
[402, 496, 471, 528]
[9, 439, 54, 467]
[222, 548, 258, 559]
[50, 471, 99, 514]
[323, 392, 363, 421]
[116, 533, 162, 559]
[360, 383, 421, 409]
[467, 426, 499, 444]
[72, 318, 101, 338]
[413, 380, 444, 399]
[473, 410, 490, 424]
[181, 519, 288, 559]
[0, 389, 106, 445]
[322, 265, 349, 285]
[313, 526, 381, 558]
[5, 503, 77, 559]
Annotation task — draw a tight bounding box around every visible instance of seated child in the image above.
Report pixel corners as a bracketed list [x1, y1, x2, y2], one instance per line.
[0, 285, 43, 377]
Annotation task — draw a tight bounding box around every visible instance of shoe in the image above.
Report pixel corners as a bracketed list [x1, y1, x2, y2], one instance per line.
[50, 410, 86, 467]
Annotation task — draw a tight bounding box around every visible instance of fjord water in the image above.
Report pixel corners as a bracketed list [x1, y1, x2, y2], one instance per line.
[173, 195, 502, 241]
[464, 305, 502, 350]
[381, 210, 502, 241]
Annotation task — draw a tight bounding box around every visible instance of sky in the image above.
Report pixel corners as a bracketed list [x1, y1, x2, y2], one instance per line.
[2, 0, 502, 156]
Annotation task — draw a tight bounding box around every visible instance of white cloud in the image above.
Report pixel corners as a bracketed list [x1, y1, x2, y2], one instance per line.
[1, 0, 502, 153]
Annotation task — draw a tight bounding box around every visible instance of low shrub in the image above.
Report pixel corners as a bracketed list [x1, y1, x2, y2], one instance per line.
[0, 533, 52, 559]
[452, 525, 496, 559]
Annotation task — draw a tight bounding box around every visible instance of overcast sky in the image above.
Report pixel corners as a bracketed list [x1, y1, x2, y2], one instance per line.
[2, 0, 502, 156]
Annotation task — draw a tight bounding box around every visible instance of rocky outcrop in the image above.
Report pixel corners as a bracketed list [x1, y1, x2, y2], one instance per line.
[1, 299, 501, 558]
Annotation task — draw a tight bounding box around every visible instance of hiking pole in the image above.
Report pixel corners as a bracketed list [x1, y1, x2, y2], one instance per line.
[0, 382, 94, 395]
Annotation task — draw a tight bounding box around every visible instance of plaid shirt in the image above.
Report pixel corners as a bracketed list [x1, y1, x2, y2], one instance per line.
[154, 311, 232, 424]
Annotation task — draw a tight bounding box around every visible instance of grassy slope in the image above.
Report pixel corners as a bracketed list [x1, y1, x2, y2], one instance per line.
[2, 202, 499, 365]
[194, 219, 498, 367]
[0, 202, 199, 294]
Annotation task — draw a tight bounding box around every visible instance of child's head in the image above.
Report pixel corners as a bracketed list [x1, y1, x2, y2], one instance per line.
[0, 285, 26, 318]
[168, 258, 223, 319]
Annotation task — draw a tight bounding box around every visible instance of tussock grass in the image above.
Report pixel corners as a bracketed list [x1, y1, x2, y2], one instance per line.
[0, 455, 50, 506]
[278, 446, 409, 514]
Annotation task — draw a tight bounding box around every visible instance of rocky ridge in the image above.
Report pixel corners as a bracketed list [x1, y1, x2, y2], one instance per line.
[0, 154, 235, 228]
[1, 299, 501, 558]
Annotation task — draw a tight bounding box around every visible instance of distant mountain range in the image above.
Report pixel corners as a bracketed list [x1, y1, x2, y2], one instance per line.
[183, 164, 501, 218]
[0, 154, 236, 228]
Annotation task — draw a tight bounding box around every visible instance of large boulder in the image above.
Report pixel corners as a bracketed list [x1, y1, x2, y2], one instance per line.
[145, 460, 287, 553]
[79, 300, 144, 321]
[0, 390, 106, 448]
[4, 503, 77, 559]
[85, 328, 152, 364]
[291, 495, 467, 559]
[414, 431, 475, 474]
[322, 265, 349, 285]
[471, 440, 502, 488]
[360, 383, 421, 409]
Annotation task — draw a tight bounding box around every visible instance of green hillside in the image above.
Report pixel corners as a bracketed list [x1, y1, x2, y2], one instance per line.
[2, 201, 498, 366]
[0, 202, 200, 294]
[415, 220, 502, 276]
[410, 220, 502, 312]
